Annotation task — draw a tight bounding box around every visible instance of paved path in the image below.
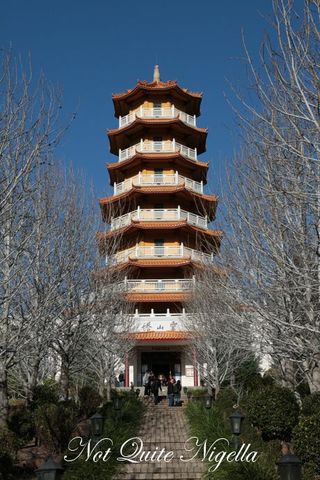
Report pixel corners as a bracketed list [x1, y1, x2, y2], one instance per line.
[114, 396, 204, 480]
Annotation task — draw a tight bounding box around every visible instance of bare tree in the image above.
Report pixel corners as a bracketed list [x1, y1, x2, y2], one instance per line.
[184, 265, 254, 399]
[0, 50, 65, 424]
[223, 0, 320, 392]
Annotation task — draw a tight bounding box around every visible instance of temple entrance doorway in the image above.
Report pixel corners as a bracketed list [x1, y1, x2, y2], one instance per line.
[141, 351, 181, 382]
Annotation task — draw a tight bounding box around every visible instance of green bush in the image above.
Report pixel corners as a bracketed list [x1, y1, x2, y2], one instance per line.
[0, 426, 18, 479]
[296, 382, 310, 398]
[31, 379, 59, 410]
[7, 407, 35, 444]
[301, 392, 320, 416]
[204, 460, 277, 480]
[63, 394, 144, 480]
[78, 385, 102, 417]
[215, 387, 238, 414]
[185, 398, 279, 480]
[293, 414, 320, 476]
[233, 356, 263, 390]
[244, 385, 299, 441]
[187, 387, 207, 397]
[34, 402, 78, 452]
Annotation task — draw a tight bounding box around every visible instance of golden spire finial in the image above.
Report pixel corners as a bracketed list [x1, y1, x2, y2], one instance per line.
[153, 64, 160, 83]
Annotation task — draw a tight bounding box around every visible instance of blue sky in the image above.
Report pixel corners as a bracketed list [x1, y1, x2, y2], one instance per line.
[1, 0, 272, 199]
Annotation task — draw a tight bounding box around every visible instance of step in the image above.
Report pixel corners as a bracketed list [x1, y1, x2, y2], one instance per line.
[114, 474, 203, 479]
[113, 401, 204, 480]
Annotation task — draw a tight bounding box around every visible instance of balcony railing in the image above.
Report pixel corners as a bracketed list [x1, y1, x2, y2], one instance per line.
[122, 278, 195, 293]
[118, 139, 197, 162]
[114, 172, 203, 195]
[107, 244, 213, 265]
[119, 105, 196, 128]
[110, 207, 208, 231]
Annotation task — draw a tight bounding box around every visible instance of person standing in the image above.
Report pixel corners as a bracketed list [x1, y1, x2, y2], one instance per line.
[167, 377, 175, 407]
[173, 380, 182, 406]
[151, 375, 162, 405]
[118, 372, 124, 387]
[143, 371, 150, 396]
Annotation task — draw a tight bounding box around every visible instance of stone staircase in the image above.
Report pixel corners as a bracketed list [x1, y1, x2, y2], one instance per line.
[113, 396, 204, 480]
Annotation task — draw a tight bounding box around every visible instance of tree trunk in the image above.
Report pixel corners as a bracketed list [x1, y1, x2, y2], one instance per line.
[309, 357, 320, 393]
[0, 362, 9, 425]
[59, 354, 70, 400]
[280, 359, 297, 390]
[26, 359, 41, 404]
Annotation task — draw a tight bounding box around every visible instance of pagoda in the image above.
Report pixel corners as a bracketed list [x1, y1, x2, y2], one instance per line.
[99, 66, 222, 387]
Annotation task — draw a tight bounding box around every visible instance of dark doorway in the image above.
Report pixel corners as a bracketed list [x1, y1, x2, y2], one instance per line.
[141, 351, 181, 380]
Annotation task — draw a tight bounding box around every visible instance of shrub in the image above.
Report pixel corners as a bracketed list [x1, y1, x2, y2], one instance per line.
[31, 379, 59, 410]
[215, 387, 238, 414]
[7, 407, 35, 443]
[205, 460, 278, 480]
[78, 385, 101, 417]
[296, 382, 310, 398]
[8, 398, 27, 409]
[234, 356, 263, 390]
[0, 426, 18, 479]
[293, 414, 320, 476]
[187, 387, 207, 397]
[185, 399, 279, 480]
[301, 392, 320, 416]
[244, 385, 299, 441]
[63, 394, 144, 480]
[34, 402, 78, 452]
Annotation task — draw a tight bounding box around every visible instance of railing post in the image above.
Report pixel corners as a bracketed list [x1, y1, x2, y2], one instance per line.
[180, 242, 184, 256]
[114, 182, 117, 195]
[172, 137, 176, 151]
[135, 308, 139, 317]
[195, 147, 197, 160]
[151, 308, 154, 315]
[135, 243, 139, 257]
[118, 148, 121, 161]
[138, 171, 141, 185]
[177, 205, 181, 219]
[140, 138, 143, 151]
[193, 114, 196, 126]
[119, 115, 122, 128]
[201, 180, 203, 193]
[140, 105, 143, 117]
[171, 104, 175, 117]
[175, 171, 178, 184]
[205, 215, 208, 228]
[182, 307, 185, 315]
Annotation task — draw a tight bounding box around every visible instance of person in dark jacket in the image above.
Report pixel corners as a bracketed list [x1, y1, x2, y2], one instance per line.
[173, 380, 182, 405]
[167, 377, 175, 406]
[150, 375, 162, 405]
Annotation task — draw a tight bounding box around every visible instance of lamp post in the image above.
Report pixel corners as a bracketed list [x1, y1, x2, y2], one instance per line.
[229, 411, 245, 451]
[276, 454, 302, 480]
[205, 395, 212, 410]
[35, 458, 64, 480]
[113, 395, 123, 422]
[90, 412, 104, 440]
